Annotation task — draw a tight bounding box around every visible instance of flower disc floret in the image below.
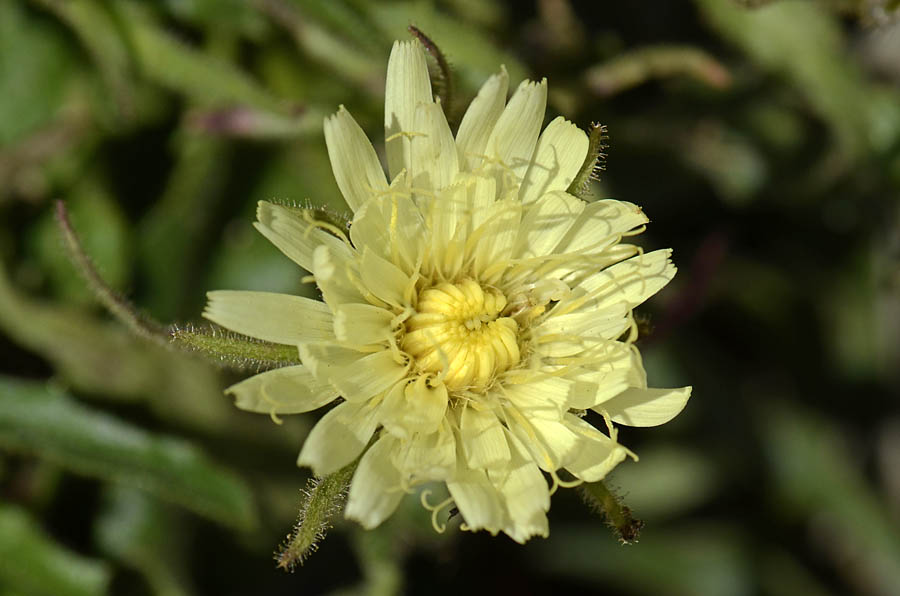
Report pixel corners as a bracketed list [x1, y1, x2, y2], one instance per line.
[403, 280, 520, 392]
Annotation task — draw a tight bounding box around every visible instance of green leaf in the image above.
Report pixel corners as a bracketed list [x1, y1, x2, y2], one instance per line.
[29, 0, 136, 123]
[162, 0, 270, 39]
[256, 0, 382, 94]
[0, 503, 111, 596]
[584, 45, 731, 97]
[0, 376, 257, 530]
[95, 485, 192, 596]
[0, 260, 298, 449]
[0, 0, 76, 144]
[765, 405, 900, 593]
[695, 0, 900, 158]
[137, 136, 231, 321]
[124, 8, 286, 112]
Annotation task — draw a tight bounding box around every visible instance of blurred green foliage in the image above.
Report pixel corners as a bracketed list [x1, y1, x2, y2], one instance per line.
[1, 0, 898, 595]
[0, 502, 111, 596]
[0, 377, 256, 529]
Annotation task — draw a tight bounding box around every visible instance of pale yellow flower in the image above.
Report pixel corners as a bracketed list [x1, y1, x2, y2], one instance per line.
[204, 40, 691, 543]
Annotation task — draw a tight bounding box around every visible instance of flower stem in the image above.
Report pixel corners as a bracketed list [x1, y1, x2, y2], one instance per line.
[408, 26, 456, 123]
[276, 460, 358, 571]
[567, 123, 609, 199]
[578, 480, 644, 544]
[55, 200, 168, 346]
[168, 324, 300, 371]
[58, 200, 299, 371]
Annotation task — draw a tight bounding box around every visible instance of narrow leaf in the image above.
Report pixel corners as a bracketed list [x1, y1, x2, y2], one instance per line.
[256, 0, 382, 94]
[584, 45, 731, 97]
[765, 405, 900, 592]
[0, 376, 257, 530]
[124, 9, 284, 111]
[0, 503, 111, 596]
[695, 0, 897, 158]
[136, 136, 230, 322]
[95, 486, 192, 596]
[30, 0, 136, 121]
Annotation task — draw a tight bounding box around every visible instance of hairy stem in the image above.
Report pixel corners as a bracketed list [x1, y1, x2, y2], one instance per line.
[408, 26, 456, 123]
[567, 123, 609, 199]
[169, 324, 300, 371]
[56, 200, 168, 345]
[276, 460, 358, 571]
[578, 480, 643, 544]
[58, 200, 297, 372]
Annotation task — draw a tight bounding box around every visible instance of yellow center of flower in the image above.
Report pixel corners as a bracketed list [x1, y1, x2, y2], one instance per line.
[402, 279, 520, 392]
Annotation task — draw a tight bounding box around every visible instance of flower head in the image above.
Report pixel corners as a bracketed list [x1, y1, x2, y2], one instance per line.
[204, 40, 691, 543]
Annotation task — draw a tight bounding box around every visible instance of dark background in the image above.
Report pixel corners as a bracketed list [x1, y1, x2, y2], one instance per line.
[1, 0, 899, 594]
